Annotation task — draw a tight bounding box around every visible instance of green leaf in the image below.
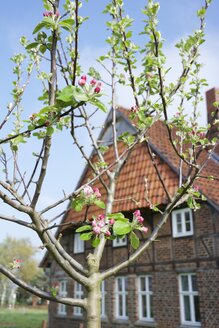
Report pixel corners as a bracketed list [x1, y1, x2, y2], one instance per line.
[89, 98, 108, 112]
[46, 126, 54, 136]
[76, 225, 92, 233]
[33, 18, 57, 34]
[93, 199, 106, 209]
[59, 19, 74, 31]
[80, 232, 93, 240]
[33, 22, 47, 34]
[130, 231, 140, 249]
[72, 87, 89, 102]
[91, 237, 100, 247]
[57, 85, 75, 103]
[107, 213, 124, 220]
[71, 198, 85, 212]
[39, 105, 57, 115]
[113, 219, 131, 235]
[26, 42, 39, 50]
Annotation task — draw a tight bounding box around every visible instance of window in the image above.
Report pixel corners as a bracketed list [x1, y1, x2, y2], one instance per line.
[58, 280, 67, 315]
[113, 235, 127, 247]
[74, 233, 84, 253]
[115, 277, 128, 319]
[172, 208, 193, 237]
[101, 280, 107, 318]
[73, 281, 83, 316]
[179, 274, 201, 326]
[138, 275, 154, 321]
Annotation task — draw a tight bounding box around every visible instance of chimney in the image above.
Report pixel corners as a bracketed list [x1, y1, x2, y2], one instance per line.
[205, 87, 219, 140]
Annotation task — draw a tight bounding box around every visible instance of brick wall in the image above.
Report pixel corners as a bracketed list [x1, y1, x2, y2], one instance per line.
[198, 269, 219, 328]
[47, 204, 219, 328]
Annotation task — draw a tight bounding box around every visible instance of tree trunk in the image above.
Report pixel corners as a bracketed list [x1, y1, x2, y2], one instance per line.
[0, 283, 7, 308]
[86, 281, 101, 328]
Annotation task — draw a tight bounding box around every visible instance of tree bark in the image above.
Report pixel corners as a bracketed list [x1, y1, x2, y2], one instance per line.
[0, 283, 6, 308]
[86, 280, 101, 328]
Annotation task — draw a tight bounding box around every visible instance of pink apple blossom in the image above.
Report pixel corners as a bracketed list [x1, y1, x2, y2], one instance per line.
[83, 185, 93, 196]
[137, 216, 144, 223]
[105, 230, 111, 237]
[93, 226, 101, 234]
[93, 187, 101, 198]
[97, 221, 105, 228]
[193, 185, 199, 192]
[141, 226, 148, 233]
[134, 210, 141, 217]
[98, 214, 105, 221]
[109, 219, 115, 225]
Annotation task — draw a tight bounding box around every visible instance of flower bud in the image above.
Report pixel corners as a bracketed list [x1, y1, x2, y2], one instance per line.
[98, 214, 105, 221]
[81, 75, 87, 81]
[141, 226, 148, 233]
[94, 86, 101, 94]
[109, 219, 115, 225]
[90, 78, 97, 86]
[137, 216, 144, 223]
[105, 230, 111, 237]
[93, 187, 101, 198]
[78, 78, 86, 87]
[134, 210, 141, 217]
[93, 226, 101, 234]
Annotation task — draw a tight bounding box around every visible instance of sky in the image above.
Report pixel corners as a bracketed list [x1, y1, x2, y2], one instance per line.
[0, 0, 219, 261]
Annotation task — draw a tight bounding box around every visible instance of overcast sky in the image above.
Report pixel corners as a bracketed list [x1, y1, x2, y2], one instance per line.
[0, 0, 219, 261]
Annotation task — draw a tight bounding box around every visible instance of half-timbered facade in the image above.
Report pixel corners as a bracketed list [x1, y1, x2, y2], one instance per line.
[41, 88, 219, 328]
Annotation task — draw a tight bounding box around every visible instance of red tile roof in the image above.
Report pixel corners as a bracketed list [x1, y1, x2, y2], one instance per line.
[64, 108, 219, 226]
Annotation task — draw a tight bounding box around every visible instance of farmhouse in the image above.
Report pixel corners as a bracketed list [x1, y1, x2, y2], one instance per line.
[41, 87, 219, 328]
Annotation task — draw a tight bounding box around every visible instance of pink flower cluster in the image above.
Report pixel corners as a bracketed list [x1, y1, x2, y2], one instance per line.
[133, 210, 148, 233]
[131, 105, 138, 113]
[193, 185, 199, 192]
[91, 214, 114, 236]
[78, 75, 102, 94]
[43, 11, 60, 18]
[13, 258, 23, 269]
[83, 185, 101, 199]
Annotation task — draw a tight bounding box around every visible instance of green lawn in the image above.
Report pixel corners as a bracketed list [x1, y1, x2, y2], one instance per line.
[0, 307, 47, 328]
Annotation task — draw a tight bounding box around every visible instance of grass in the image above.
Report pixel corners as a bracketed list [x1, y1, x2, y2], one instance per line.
[0, 307, 47, 328]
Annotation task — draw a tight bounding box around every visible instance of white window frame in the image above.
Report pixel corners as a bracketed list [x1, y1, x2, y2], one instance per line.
[172, 208, 193, 237]
[74, 233, 85, 253]
[138, 275, 154, 322]
[113, 235, 127, 247]
[73, 281, 83, 316]
[179, 274, 201, 326]
[115, 276, 128, 320]
[101, 280, 107, 318]
[58, 280, 67, 315]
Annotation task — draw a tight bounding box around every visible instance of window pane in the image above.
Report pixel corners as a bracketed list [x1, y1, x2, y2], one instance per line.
[194, 295, 201, 322]
[119, 295, 123, 316]
[176, 214, 182, 233]
[183, 295, 191, 321]
[140, 277, 146, 291]
[142, 295, 147, 318]
[148, 276, 152, 291]
[124, 277, 128, 290]
[117, 278, 122, 291]
[181, 275, 189, 291]
[191, 275, 198, 291]
[185, 211, 191, 232]
[125, 295, 128, 317]
[150, 295, 153, 319]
